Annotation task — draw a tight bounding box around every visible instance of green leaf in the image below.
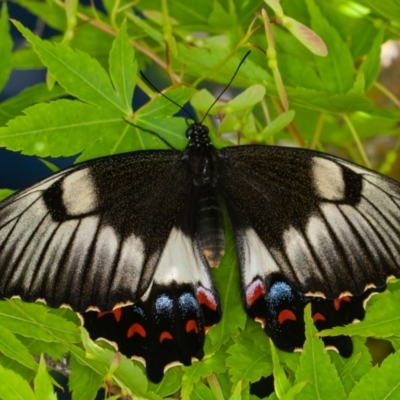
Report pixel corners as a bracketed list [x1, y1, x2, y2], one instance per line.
[148, 367, 183, 398]
[0, 300, 80, 344]
[330, 337, 372, 395]
[34, 355, 57, 400]
[192, 381, 215, 400]
[0, 3, 13, 94]
[12, 0, 67, 31]
[13, 21, 128, 114]
[109, 20, 137, 112]
[226, 322, 272, 384]
[222, 84, 266, 113]
[69, 355, 104, 400]
[81, 329, 148, 396]
[206, 227, 246, 352]
[305, 0, 354, 94]
[258, 110, 295, 140]
[295, 305, 346, 400]
[270, 340, 291, 397]
[190, 89, 218, 114]
[359, 28, 384, 92]
[0, 189, 13, 201]
[0, 83, 66, 126]
[0, 325, 38, 371]
[0, 100, 124, 157]
[126, 13, 164, 44]
[0, 364, 36, 400]
[229, 381, 243, 400]
[348, 351, 400, 399]
[181, 350, 226, 400]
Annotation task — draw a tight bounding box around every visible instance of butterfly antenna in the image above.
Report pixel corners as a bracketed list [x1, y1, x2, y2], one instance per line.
[140, 71, 197, 122]
[200, 50, 251, 124]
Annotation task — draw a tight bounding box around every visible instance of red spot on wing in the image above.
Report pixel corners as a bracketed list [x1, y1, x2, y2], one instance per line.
[333, 296, 351, 311]
[197, 287, 217, 310]
[127, 323, 146, 338]
[246, 279, 266, 307]
[278, 309, 297, 324]
[97, 308, 122, 322]
[186, 319, 199, 333]
[159, 331, 173, 342]
[312, 312, 326, 322]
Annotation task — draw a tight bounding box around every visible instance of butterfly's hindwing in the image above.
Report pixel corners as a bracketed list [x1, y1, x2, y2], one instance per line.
[82, 227, 221, 383]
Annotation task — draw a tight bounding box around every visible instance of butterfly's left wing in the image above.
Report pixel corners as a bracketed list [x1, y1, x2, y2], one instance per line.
[218, 145, 400, 352]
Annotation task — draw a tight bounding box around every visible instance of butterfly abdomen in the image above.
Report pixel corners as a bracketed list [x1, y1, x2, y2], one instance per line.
[196, 187, 225, 267]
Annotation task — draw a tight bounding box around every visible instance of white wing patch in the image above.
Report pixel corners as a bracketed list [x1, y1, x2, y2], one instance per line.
[311, 157, 345, 201]
[110, 232, 147, 298]
[242, 228, 280, 286]
[62, 169, 98, 216]
[152, 227, 213, 289]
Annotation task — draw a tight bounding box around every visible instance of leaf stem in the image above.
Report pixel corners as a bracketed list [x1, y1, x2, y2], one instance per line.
[343, 114, 371, 168]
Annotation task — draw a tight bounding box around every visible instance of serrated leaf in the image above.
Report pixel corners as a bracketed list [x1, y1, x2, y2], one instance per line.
[109, 20, 136, 112]
[148, 367, 183, 398]
[295, 305, 346, 400]
[0, 100, 124, 157]
[348, 351, 400, 400]
[0, 3, 13, 94]
[0, 300, 80, 344]
[0, 364, 36, 400]
[34, 355, 57, 400]
[0, 325, 38, 371]
[69, 355, 104, 400]
[0, 83, 66, 126]
[81, 329, 148, 396]
[222, 85, 266, 113]
[226, 323, 272, 384]
[192, 381, 215, 400]
[330, 337, 372, 395]
[181, 350, 226, 400]
[13, 21, 128, 114]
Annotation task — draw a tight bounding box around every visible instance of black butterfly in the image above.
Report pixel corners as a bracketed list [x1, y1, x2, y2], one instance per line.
[1, 63, 400, 381]
[0, 120, 399, 381]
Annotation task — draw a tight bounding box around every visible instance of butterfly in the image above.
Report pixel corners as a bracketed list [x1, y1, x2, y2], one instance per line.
[1, 66, 400, 383]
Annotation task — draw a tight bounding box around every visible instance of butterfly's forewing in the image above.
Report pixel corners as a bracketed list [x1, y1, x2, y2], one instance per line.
[219, 145, 400, 298]
[0, 150, 194, 311]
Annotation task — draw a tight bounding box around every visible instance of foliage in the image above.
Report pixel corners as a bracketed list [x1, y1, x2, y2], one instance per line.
[0, 0, 400, 399]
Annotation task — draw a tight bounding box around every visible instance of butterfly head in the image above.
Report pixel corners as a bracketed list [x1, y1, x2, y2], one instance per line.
[186, 123, 211, 148]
